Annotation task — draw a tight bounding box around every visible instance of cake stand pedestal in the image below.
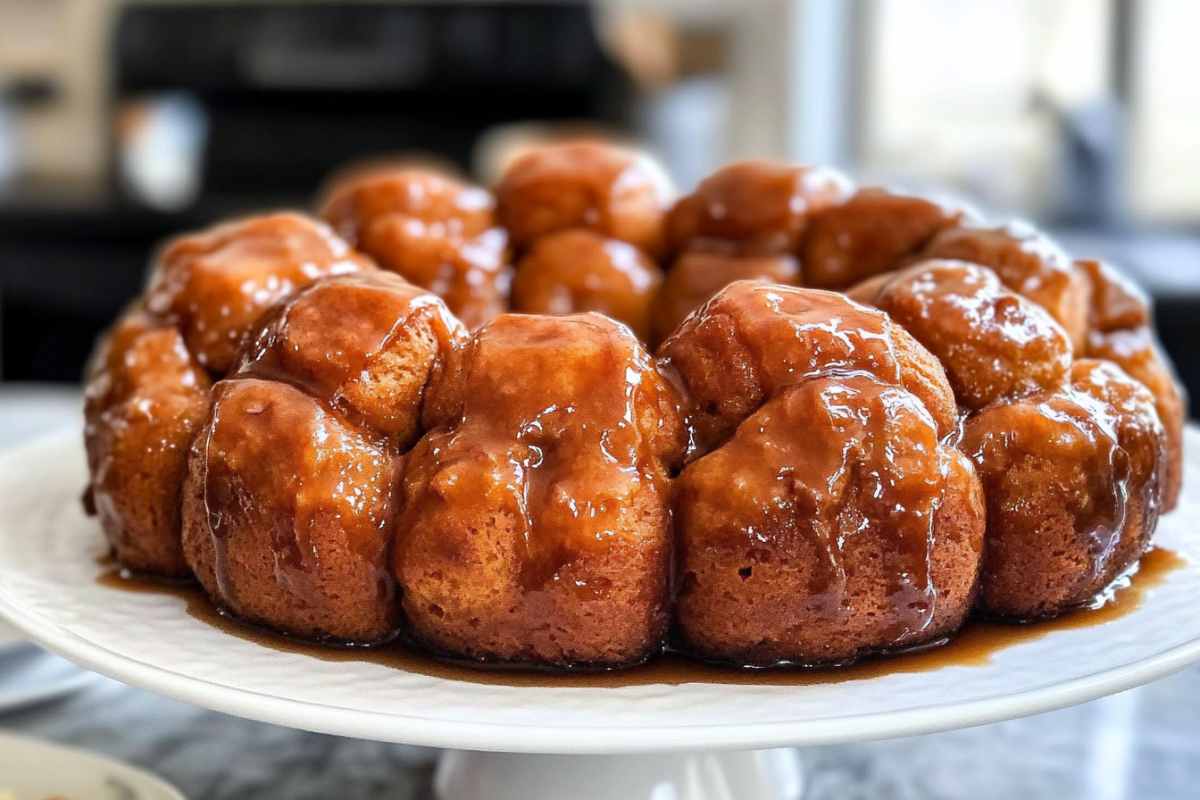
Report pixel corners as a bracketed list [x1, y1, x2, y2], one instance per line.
[3, 432, 1200, 800]
[434, 748, 805, 800]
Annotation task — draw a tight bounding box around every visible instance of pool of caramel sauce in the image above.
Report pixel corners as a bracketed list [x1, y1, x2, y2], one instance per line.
[96, 547, 1186, 688]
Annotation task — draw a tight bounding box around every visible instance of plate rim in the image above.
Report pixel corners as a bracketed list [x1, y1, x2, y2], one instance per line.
[2, 428, 1200, 754]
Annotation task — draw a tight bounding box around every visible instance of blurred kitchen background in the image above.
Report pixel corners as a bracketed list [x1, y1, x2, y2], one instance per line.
[0, 0, 1197, 411]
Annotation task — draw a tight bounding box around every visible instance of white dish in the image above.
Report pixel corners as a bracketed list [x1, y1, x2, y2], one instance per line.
[1, 429, 1200, 755]
[0, 731, 184, 799]
[0, 646, 95, 713]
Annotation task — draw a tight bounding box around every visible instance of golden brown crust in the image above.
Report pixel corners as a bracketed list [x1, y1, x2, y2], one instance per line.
[674, 374, 984, 666]
[849, 260, 1073, 409]
[510, 229, 663, 342]
[658, 281, 957, 453]
[394, 313, 686, 666]
[920, 222, 1090, 351]
[319, 167, 510, 328]
[801, 188, 964, 290]
[962, 359, 1166, 619]
[495, 141, 672, 258]
[182, 272, 466, 643]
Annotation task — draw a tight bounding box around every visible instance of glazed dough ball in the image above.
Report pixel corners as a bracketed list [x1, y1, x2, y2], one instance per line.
[962, 359, 1167, 619]
[495, 141, 673, 257]
[1076, 258, 1184, 511]
[84, 309, 212, 576]
[510, 229, 663, 341]
[1086, 326, 1185, 512]
[674, 372, 984, 666]
[146, 212, 372, 374]
[848, 260, 1072, 409]
[395, 313, 686, 667]
[321, 165, 495, 242]
[183, 272, 466, 643]
[1075, 258, 1151, 332]
[919, 222, 1089, 350]
[183, 379, 401, 642]
[658, 280, 957, 453]
[650, 250, 801, 346]
[239, 271, 467, 446]
[320, 166, 510, 328]
[800, 188, 966, 289]
[666, 161, 853, 255]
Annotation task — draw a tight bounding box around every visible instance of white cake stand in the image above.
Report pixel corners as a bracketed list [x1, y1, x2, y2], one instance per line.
[3, 430, 1200, 800]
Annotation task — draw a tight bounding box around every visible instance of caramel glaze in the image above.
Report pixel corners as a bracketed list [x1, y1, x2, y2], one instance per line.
[1076, 258, 1184, 513]
[800, 188, 966, 290]
[673, 375, 954, 654]
[82, 213, 375, 578]
[665, 160, 853, 256]
[145, 212, 373, 375]
[394, 312, 687, 666]
[183, 271, 466, 643]
[962, 359, 1167, 619]
[919, 221, 1089, 351]
[657, 280, 959, 452]
[319, 166, 511, 329]
[95, 546, 1186, 687]
[82, 309, 214, 576]
[510, 229, 664, 342]
[847, 259, 1073, 411]
[320, 165, 496, 243]
[650, 250, 801, 347]
[495, 140, 673, 258]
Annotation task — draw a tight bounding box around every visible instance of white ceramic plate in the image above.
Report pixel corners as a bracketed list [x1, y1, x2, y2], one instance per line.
[0, 646, 96, 713]
[1, 430, 1200, 754]
[0, 731, 184, 799]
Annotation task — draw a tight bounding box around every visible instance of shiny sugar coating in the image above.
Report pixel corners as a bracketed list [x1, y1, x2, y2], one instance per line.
[801, 188, 966, 290]
[666, 160, 854, 255]
[320, 164, 496, 242]
[319, 166, 510, 328]
[83, 309, 213, 576]
[495, 140, 673, 258]
[673, 372, 985, 666]
[395, 312, 687, 667]
[236, 271, 468, 446]
[510, 229, 663, 342]
[1076, 258, 1184, 511]
[650, 250, 801, 347]
[920, 222, 1089, 351]
[963, 359, 1166, 619]
[847, 259, 1073, 410]
[658, 280, 957, 454]
[182, 272, 466, 644]
[145, 212, 373, 375]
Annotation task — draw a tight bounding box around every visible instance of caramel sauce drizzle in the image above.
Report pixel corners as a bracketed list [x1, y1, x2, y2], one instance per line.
[96, 546, 1185, 689]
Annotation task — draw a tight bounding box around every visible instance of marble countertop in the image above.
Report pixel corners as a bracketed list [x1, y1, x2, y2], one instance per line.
[2, 385, 1199, 799]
